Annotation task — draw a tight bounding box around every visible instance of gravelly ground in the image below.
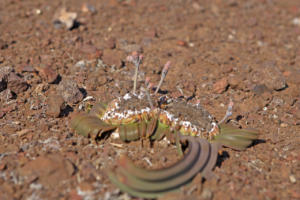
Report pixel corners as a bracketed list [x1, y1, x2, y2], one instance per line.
[0, 0, 299, 199]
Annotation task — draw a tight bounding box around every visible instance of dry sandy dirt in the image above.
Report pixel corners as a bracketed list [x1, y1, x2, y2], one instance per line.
[0, 0, 300, 199]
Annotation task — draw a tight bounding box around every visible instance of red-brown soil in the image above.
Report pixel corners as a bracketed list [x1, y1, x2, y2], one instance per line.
[0, 0, 299, 199]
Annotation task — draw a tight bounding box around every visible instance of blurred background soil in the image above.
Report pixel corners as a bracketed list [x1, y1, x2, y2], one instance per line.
[0, 0, 299, 199]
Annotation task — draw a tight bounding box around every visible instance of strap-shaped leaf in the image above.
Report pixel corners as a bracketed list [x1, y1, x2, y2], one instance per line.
[71, 113, 116, 138]
[108, 136, 220, 198]
[213, 124, 259, 150]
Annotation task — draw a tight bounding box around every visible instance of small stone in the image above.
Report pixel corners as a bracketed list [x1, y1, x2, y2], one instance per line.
[81, 3, 96, 14]
[73, 60, 87, 72]
[7, 73, 28, 94]
[57, 78, 84, 104]
[258, 61, 286, 91]
[46, 94, 65, 117]
[0, 66, 13, 92]
[228, 75, 243, 89]
[53, 8, 77, 30]
[0, 163, 6, 171]
[86, 75, 108, 91]
[79, 44, 102, 60]
[18, 154, 75, 188]
[117, 39, 143, 53]
[201, 188, 213, 200]
[192, 2, 205, 11]
[289, 175, 296, 183]
[252, 84, 270, 95]
[213, 78, 228, 94]
[102, 49, 124, 68]
[280, 123, 288, 128]
[292, 17, 300, 26]
[18, 65, 36, 73]
[0, 104, 17, 119]
[37, 64, 59, 83]
[177, 40, 187, 47]
[0, 89, 15, 102]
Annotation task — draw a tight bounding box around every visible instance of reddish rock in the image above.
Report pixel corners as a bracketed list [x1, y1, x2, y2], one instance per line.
[228, 75, 243, 89]
[46, 93, 65, 117]
[0, 66, 13, 92]
[102, 49, 124, 68]
[177, 40, 187, 47]
[0, 89, 14, 102]
[86, 75, 108, 91]
[252, 61, 287, 91]
[252, 84, 270, 95]
[53, 8, 77, 30]
[37, 64, 59, 83]
[17, 65, 36, 73]
[18, 154, 75, 188]
[213, 78, 228, 94]
[79, 44, 102, 60]
[57, 78, 84, 104]
[7, 72, 28, 94]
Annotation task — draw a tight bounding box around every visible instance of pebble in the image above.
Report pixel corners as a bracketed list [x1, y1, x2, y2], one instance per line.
[7, 72, 29, 94]
[201, 188, 213, 200]
[18, 154, 75, 188]
[261, 61, 286, 91]
[53, 8, 77, 30]
[292, 17, 300, 26]
[228, 75, 243, 89]
[57, 78, 84, 104]
[79, 44, 102, 60]
[74, 60, 87, 71]
[289, 175, 296, 183]
[102, 49, 124, 68]
[280, 123, 288, 128]
[18, 65, 36, 73]
[252, 84, 270, 95]
[46, 94, 66, 118]
[177, 40, 187, 47]
[37, 64, 59, 83]
[213, 78, 228, 94]
[0, 89, 15, 102]
[81, 3, 96, 14]
[0, 66, 13, 92]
